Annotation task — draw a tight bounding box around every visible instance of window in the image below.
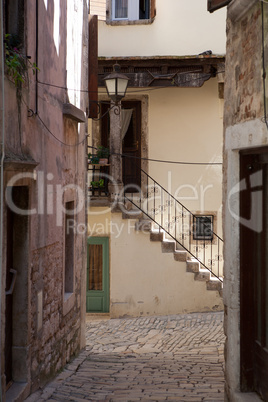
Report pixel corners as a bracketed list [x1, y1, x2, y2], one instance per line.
[110, 0, 155, 22]
[5, 0, 25, 47]
[193, 215, 214, 241]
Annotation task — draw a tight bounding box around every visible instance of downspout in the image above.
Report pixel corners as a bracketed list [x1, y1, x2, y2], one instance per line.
[0, 0, 5, 399]
[35, 0, 38, 114]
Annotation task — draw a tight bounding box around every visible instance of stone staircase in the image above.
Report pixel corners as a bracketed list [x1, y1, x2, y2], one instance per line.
[122, 208, 223, 298]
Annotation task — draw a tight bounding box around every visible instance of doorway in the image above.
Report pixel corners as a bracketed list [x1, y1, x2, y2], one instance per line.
[101, 101, 142, 191]
[240, 150, 268, 400]
[5, 185, 29, 387]
[86, 237, 109, 313]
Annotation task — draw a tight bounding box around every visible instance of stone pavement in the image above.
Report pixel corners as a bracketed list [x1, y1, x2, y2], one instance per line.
[26, 312, 225, 401]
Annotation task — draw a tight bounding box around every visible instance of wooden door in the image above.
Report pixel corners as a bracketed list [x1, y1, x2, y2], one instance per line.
[240, 150, 268, 399]
[122, 101, 141, 192]
[86, 237, 109, 313]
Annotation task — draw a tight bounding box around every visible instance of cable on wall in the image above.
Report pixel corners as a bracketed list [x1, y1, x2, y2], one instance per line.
[87, 146, 222, 166]
[262, 0, 268, 129]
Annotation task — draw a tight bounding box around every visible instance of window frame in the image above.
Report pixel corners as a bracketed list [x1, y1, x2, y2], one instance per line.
[112, 0, 129, 21]
[193, 215, 214, 241]
[107, 0, 155, 25]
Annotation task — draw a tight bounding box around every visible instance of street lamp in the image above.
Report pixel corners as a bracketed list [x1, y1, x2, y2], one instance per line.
[104, 64, 129, 105]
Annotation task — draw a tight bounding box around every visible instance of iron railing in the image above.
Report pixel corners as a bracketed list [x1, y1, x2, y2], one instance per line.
[124, 168, 223, 282]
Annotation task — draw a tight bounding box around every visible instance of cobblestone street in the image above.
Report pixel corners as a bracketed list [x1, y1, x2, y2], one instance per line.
[27, 312, 225, 401]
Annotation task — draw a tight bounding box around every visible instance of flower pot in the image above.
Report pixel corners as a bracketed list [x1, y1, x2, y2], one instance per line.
[99, 158, 108, 164]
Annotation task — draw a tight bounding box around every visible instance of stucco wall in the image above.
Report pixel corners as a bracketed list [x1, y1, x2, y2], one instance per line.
[147, 79, 223, 226]
[97, 0, 226, 57]
[97, 78, 223, 237]
[88, 208, 223, 317]
[1, 0, 88, 397]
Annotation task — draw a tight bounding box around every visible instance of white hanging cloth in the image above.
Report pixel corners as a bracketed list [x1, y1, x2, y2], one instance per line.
[121, 109, 133, 139]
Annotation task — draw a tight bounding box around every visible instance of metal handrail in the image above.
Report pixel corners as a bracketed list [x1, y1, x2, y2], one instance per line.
[124, 167, 223, 282]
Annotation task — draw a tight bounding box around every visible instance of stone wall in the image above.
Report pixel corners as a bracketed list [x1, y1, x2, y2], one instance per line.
[224, 3, 263, 128]
[223, 1, 268, 401]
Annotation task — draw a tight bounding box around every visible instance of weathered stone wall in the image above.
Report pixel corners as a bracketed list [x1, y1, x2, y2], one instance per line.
[224, 3, 263, 128]
[223, 1, 268, 401]
[30, 241, 82, 389]
[1, 0, 88, 399]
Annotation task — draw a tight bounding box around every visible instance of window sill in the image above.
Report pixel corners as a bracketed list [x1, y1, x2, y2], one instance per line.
[106, 18, 155, 26]
[63, 103, 86, 123]
[63, 292, 75, 316]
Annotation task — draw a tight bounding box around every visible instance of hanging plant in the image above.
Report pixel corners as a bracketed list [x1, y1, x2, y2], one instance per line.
[4, 34, 39, 87]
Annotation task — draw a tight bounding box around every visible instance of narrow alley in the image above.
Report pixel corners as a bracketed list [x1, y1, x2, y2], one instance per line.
[26, 312, 225, 401]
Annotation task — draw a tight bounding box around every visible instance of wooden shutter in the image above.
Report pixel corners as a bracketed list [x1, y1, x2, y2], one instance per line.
[88, 15, 98, 118]
[207, 0, 231, 13]
[150, 0, 156, 19]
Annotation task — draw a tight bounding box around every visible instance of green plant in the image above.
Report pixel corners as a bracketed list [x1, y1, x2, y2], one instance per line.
[4, 34, 39, 87]
[91, 179, 104, 187]
[88, 153, 99, 164]
[97, 146, 109, 159]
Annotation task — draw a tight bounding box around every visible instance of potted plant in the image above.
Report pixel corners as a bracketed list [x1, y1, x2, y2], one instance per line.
[88, 152, 99, 164]
[97, 146, 109, 164]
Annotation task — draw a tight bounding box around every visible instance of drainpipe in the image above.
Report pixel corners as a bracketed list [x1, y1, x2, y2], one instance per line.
[35, 0, 38, 114]
[0, 0, 5, 399]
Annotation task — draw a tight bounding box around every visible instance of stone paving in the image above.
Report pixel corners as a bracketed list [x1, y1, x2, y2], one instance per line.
[26, 312, 225, 401]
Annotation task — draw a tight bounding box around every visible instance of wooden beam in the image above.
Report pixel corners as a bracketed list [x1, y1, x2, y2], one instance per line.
[207, 0, 231, 13]
[88, 15, 98, 118]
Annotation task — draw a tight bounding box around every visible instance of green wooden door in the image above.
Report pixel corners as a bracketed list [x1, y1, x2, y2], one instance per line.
[86, 237, 109, 313]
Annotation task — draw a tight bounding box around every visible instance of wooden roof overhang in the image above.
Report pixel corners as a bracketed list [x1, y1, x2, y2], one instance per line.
[98, 55, 225, 89]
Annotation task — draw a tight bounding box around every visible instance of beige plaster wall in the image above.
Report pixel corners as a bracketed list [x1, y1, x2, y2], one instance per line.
[97, 78, 223, 237]
[88, 208, 223, 317]
[97, 0, 226, 57]
[147, 79, 223, 227]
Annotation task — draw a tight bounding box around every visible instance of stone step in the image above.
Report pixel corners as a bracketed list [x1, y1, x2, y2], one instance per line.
[194, 271, 211, 282]
[122, 210, 143, 219]
[161, 240, 176, 253]
[174, 250, 188, 262]
[128, 212, 223, 298]
[186, 259, 200, 273]
[207, 280, 223, 292]
[150, 231, 164, 242]
[135, 219, 152, 232]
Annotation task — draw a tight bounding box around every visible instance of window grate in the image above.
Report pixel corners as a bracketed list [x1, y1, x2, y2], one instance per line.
[193, 215, 214, 241]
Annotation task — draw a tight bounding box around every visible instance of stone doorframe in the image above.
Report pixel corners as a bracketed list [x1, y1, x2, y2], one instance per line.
[91, 94, 149, 196]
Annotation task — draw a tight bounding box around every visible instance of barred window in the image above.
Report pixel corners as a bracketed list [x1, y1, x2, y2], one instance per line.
[193, 215, 214, 241]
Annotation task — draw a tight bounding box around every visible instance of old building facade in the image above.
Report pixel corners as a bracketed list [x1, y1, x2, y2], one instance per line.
[86, 0, 226, 318]
[209, 0, 268, 400]
[0, 0, 89, 400]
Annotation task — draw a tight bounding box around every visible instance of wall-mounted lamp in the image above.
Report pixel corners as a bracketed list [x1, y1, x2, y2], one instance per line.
[103, 64, 129, 105]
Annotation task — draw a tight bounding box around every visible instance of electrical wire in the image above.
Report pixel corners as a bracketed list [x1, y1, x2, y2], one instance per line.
[37, 114, 87, 147]
[87, 146, 222, 166]
[20, 95, 88, 147]
[36, 69, 225, 95]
